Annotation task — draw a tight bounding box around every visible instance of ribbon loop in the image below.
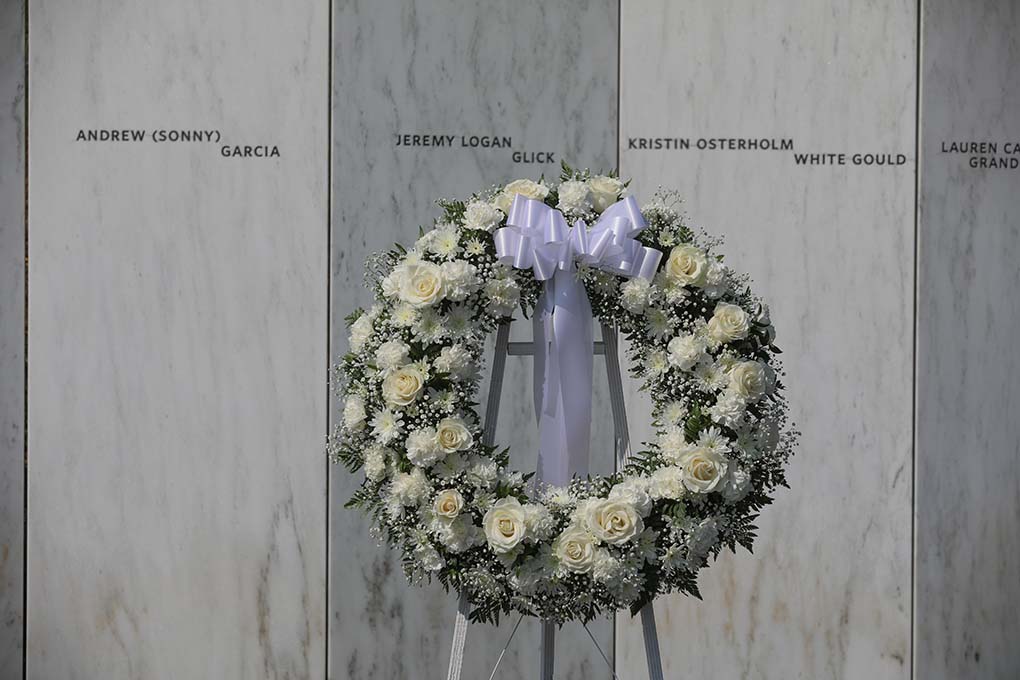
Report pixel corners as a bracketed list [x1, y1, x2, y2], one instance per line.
[493, 194, 662, 486]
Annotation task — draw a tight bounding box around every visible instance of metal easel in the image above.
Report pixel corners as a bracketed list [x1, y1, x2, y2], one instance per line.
[445, 322, 664, 680]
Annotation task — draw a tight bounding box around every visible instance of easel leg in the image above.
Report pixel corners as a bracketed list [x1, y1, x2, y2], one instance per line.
[640, 603, 664, 680]
[446, 594, 471, 680]
[540, 621, 555, 680]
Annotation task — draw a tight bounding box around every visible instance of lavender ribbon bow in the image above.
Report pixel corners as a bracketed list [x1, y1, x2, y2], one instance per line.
[493, 194, 662, 485]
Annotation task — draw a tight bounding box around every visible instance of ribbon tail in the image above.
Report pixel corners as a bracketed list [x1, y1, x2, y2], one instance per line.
[535, 269, 593, 486]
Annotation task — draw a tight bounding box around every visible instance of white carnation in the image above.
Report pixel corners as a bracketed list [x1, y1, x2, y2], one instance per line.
[464, 200, 504, 232]
[363, 445, 388, 482]
[440, 260, 480, 301]
[721, 466, 752, 503]
[667, 334, 707, 371]
[406, 427, 445, 467]
[348, 314, 373, 352]
[343, 395, 367, 431]
[494, 178, 549, 213]
[620, 277, 652, 313]
[557, 180, 593, 214]
[484, 277, 520, 315]
[648, 466, 686, 500]
[434, 344, 475, 380]
[609, 479, 653, 517]
[390, 468, 430, 506]
[703, 260, 729, 298]
[707, 392, 746, 428]
[374, 339, 410, 371]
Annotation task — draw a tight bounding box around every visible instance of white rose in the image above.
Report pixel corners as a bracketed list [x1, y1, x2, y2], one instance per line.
[434, 488, 465, 518]
[588, 175, 624, 212]
[343, 395, 367, 430]
[665, 244, 708, 286]
[552, 527, 596, 573]
[557, 180, 593, 214]
[583, 498, 644, 545]
[648, 466, 686, 500]
[620, 277, 652, 313]
[381, 364, 426, 407]
[398, 262, 446, 308]
[494, 178, 549, 213]
[728, 361, 774, 402]
[434, 344, 475, 380]
[436, 417, 473, 453]
[483, 497, 528, 554]
[440, 260, 480, 302]
[667, 334, 708, 371]
[406, 427, 444, 467]
[374, 339, 410, 371]
[707, 303, 750, 345]
[348, 314, 373, 352]
[678, 446, 729, 494]
[609, 479, 653, 517]
[464, 200, 504, 232]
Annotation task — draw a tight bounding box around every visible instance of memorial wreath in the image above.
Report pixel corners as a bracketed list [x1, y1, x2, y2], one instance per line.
[329, 164, 797, 624]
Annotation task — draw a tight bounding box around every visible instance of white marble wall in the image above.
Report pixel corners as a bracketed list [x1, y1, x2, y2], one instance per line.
[916, 2, 1020, 678]
[618, 2, 916, 678]
[26, 1, 328, 678]
[329, 1, 619, 678]
[0, 2, 25, 677]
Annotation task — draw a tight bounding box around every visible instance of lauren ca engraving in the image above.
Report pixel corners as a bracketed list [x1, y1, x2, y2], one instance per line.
[941, 141, 1020, 170]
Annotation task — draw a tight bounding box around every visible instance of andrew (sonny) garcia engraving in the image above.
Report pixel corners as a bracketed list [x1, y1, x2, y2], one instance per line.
[76, 128, 222, 143]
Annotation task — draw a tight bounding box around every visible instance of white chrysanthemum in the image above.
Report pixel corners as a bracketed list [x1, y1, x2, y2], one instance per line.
[693, 360, 728, 392]
[645, 349, 669, 375]
[391, 304, 418, 327]
[363, 445, 388, 482]
[441, 260, 479, 301]
[557, 180, 593, 214]
[721, 466, 752, 503]
[370, 409, 402, 444]
[620, 277, 652, 313]
[348, 314, 373, 352]
[667, 334, 707, 371]
[464, 200, 504, 232]
[343, 395, 367, 431]
[661, 400, 688, 425]
[374, 339, 410, 371]
[412, 309, 447, 343]
[707, 392, 746, 428]
[444, 304, 472, 336]
[428, 225, 461, 259]
[645, 307, 672, 339]
[465, 238, 486, 256]
[406, 427, 445, 467]
[543, 485, 575, 508]
[696, 426, 732, 454]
